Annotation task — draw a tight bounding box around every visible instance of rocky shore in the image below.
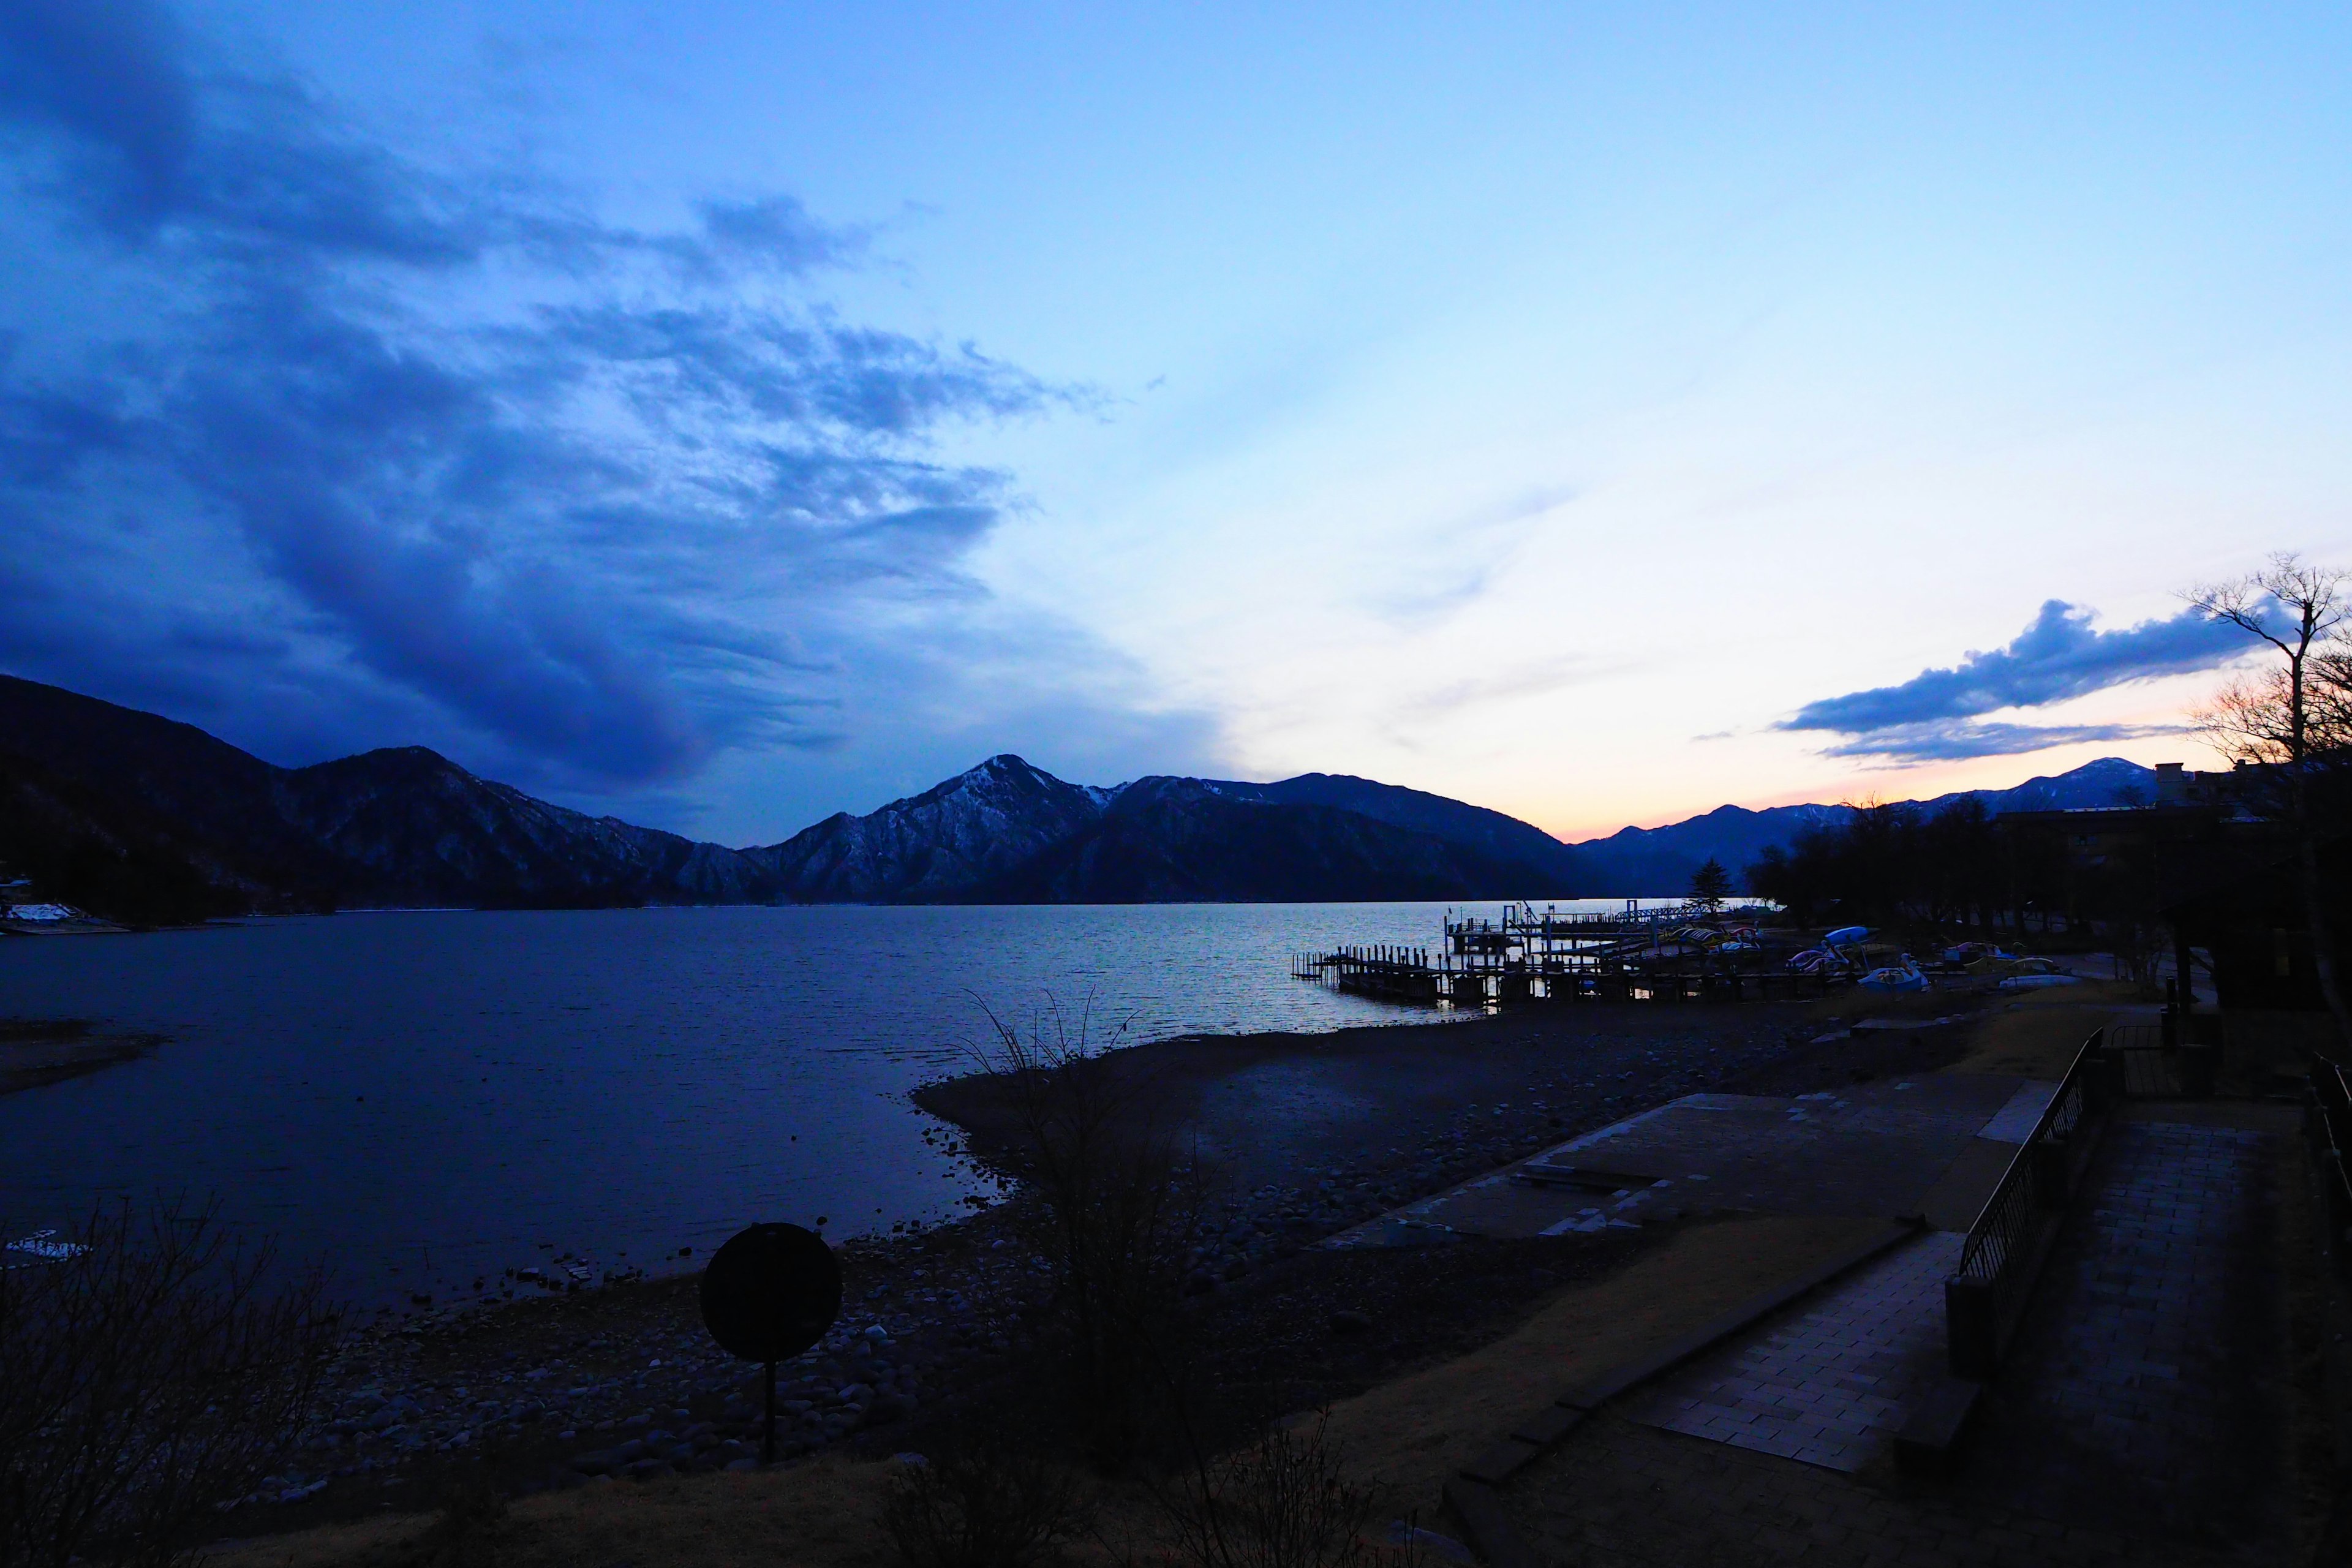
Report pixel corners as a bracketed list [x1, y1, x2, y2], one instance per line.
[214, 999, 1907, 1538]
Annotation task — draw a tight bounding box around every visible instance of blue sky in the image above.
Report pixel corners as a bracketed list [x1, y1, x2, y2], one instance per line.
[3, 2, 2347, 844]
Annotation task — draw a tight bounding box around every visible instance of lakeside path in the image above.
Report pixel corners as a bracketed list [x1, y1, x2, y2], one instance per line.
[203, 989, 2166, 1562]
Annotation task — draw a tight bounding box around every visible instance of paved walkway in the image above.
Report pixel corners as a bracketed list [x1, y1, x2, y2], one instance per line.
[1953, 1117, 2290, 1559]
[1504, 1414, 2239, 1567]
[1493, 1109, 2299, 1566]
[1624, 1230, 1964, 1472]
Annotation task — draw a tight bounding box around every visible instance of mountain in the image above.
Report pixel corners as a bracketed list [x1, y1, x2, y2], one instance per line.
[1202, 772, 1586, 886]
[751, 759, 1580, 903]
[271, 747, 778, 908]
[1562, 756, 2162, 894]
[0, 671, 2177, 919]
[0, 674, 783, 915]
[967, 775, 1570, 903]
[0, 678, 1583, 916]
[0, 747, 276, 925]
[754, 754, 1114, 902]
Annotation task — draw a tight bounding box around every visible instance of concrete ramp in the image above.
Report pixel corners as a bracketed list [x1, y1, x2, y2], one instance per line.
[1332, 1074, 2045, 1244]
[1623, 1229, 1964, 1472]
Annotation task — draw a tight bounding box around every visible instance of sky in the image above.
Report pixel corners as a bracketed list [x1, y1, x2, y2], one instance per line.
[2, 1, 2348, 846]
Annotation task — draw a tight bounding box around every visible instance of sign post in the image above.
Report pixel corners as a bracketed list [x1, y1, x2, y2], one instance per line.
[697, 1223, 842, 1466]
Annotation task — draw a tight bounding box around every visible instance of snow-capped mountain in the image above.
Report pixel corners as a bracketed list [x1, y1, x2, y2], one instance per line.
[0, 672, 2168, 918]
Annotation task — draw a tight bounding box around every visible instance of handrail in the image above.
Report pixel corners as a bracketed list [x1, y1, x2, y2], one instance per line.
[1946, 1027, 2111, 1378]
[2311, 1057, 2352, 1256]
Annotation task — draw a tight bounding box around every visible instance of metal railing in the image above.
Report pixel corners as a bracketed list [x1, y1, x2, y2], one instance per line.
[1946, 1027, 2117, 1379]
[2311, 1057, 2352, 1287]
[2106, 1020, 2217, 1099]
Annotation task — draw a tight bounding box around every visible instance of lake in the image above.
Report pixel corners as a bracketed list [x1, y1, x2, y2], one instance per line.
[1, 901, 1645, 1308]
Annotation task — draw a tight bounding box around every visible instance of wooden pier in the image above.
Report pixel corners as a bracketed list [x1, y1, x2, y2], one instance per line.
[1293, 900, 1840, 1008]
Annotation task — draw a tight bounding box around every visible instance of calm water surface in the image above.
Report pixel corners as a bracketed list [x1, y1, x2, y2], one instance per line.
[0, 902, 1642, 1306]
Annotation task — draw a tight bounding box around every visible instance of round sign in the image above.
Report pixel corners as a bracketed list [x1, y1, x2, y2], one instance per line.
[698, 1223, 842, 1363]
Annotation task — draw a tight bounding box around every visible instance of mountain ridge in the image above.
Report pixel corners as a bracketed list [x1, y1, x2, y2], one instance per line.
[1559, 755, 2160, 892]
[0, 673, 2162, 918]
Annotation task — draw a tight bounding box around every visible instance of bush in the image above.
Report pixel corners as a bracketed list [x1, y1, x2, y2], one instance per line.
[406, 1463, 515, 1568]
[883, 1446, 1085, 1568]
[0, 1200, 338, 1568]
[1161, 1414, 1387, 1568]
[974, 1003, 1211, 1468]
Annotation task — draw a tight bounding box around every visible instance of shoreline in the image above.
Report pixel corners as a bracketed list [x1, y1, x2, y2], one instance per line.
[200, 991, 1973, 1539]
[0, 1017, 159, 1096]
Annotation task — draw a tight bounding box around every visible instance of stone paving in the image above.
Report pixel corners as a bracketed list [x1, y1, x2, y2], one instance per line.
[1951, 1117, 2290, 1560]
[1494, 1109, 2299, 1566]
[1624, 1229, 1964, 1472]
[1504, 1414, 2243, 1567]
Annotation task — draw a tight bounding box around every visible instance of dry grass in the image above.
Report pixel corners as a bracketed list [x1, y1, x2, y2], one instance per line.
[211, 1460, 906, 1568]
[1947, 991, 2144, 1079]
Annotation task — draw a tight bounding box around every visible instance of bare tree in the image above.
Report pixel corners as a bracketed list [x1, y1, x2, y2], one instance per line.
[970, 1001, 1212, 1468]
[2185, 552, 2352, 1052]
[0, 1201, 339, 1568]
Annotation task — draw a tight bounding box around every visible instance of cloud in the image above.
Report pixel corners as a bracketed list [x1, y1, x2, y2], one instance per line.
[0, 2, 1097, 797]
[1783, 600, 2244, 737]
[1777, 599, 2245, 763]
[1815, 720, 2189, 764]
[0, 0, 196, 225]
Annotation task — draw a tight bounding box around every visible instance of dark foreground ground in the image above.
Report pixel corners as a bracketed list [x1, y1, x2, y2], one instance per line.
[203, 994, 1993, 1545]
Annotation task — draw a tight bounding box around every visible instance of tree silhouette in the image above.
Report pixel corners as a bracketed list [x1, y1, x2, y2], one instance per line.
[2185, 552, 2352, 1056]
[1689, 856, 1731, 912]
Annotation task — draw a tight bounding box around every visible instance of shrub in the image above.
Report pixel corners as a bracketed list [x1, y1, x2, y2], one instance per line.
[883, 1446, 1085, 1568]
[973, 1003, 1210, 1468]
[0, 1200, 337, 1568]
[1161, 1414, 1386, 1568]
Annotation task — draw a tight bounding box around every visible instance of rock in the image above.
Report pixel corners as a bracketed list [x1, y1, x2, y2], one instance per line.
[1328, 1309, 1373, 1335]
[623, 1458, 669, 1480]
[724, 1457, 761, 1472]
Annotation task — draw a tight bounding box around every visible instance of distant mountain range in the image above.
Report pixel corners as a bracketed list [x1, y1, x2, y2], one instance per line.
[0, 674, 2159, 922]
[1563, 758, 2163, 894]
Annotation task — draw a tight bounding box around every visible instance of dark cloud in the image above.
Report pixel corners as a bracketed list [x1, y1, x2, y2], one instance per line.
[0, 0, 196, 224]
[0, 2, 1082, 792]
[1815, 720, 2188, 764]
[1782, 599, 2244, 756]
